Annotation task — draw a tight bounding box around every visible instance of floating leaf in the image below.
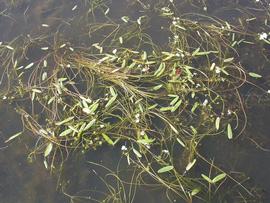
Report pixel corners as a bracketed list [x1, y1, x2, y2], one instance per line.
[59, 128, 73, 137]
[212, 173, 226, 183]
[227, 123, 233, 139]
[158, 165, 174, 173]
[84, 119, 96, 131]
[215, 117, 220, 130]
[176, 138, 186, 148]
[24, 62, 34, 70]
[191, 188, 201, 196]
[56, 116, 74, 126]
[5, 132, 22, 143]
[44, 143, 53, 157]
[248, 72, 262, 78]
[201, 174, 212, 183]
[185, 159, 197, 171]
[154, 62, 166, 77]
[133, 148, 142, 158]
[105, 95, 117, 108]
[223, 57, 234, 63]
[102, 133, 114, 145]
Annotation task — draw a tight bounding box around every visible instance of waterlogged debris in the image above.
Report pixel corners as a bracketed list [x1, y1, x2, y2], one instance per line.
[24, 62, 34, 70]
[158, 165, 174, 173]
[185, 159, 196, 171]
[56, 116, 74, 126]
[44, 143, 53, 157]
[248, 72, 262, 78]
[227, 123, 233, 139]
[5, 132, 22, 143]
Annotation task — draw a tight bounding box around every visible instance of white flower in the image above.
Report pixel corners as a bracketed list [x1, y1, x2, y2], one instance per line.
[121, 145, 128, 151]
[202, 99, 208, 106]
[267, 90, 270, 94]
[100, 124, 105, 128]
[162, 149, 169, 154]
[140, 130, 145, 136]
[215, 66, 221, 74]
[259, 32, 268, 40]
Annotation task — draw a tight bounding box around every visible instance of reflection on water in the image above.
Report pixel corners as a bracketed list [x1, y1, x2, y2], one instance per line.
[0, 0, 270, 202]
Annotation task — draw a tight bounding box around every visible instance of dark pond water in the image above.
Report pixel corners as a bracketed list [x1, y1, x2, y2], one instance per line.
[0, 0, 270, 202]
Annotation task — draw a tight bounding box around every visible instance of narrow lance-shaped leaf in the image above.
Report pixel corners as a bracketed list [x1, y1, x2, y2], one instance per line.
[102, 133, 114, 145]
[44, 143, 53, 157]
[5, 132, 22, 143]
[215, 117, 221, 130]
[56, 116, 74, 126]
[157, 165, 174, 173]
[227, 123, 233, 139]
[248, 72, 262, 78]
[201, 174, 213, 184]
[212, 173, 226, 183]
[185, 159, 197, 171]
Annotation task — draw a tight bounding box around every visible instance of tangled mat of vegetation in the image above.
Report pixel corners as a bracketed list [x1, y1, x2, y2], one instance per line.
[1, 0, 270, 202]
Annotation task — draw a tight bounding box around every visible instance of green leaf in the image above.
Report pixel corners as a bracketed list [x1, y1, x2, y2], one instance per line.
[56, 116, 74, 126]
[248, 72, 262, 78]
[59, 128, 73, 137]
[215, 117, 220, 130]
[44, 143, 53, 157]
[105, 95, 117, 108]
[157, 165, 174, 173]
[212, 173, 226, 183]
[185, 159, 197, 171]
[102, 133, 114, 145]
[133, 148, 142, 158]
[84, 119, 96, 131]
[176, 138, 186, 148]
[227, 123, 233, 139]
[201, 174, 213, 184]
[154, 62, 166, 77]
[171, 99, 182, 112]
[5, 132, 23, 143]
[191, 188, 201, 196]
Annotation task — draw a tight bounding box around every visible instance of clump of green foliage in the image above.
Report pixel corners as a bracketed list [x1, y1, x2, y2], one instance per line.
[1, 0, 269, 202]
